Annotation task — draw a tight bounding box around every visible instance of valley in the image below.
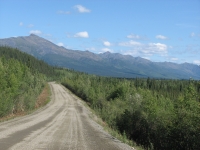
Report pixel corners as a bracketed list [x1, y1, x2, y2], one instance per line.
[0, 46, 200, 149]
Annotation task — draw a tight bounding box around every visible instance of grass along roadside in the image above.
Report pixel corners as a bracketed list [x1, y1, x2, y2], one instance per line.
[0, 83, 51, 122]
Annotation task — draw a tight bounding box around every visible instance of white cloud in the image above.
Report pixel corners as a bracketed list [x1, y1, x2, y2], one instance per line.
[28, 24, 34, 28]
[119, 40, 168, 57]
[127, 34, 141, 39]
[127, 34, 148, 40]
[19, 22, 23, 26]
[148, 43, 167, 52]
[122, 50, 140, 56]
[74, 5, 91, 13]
[193, 60, 200, 65]
[119, 40, 141, 47]
[57, 42, 64, 47]
[29, 30, 42, 35]
[57, 10, 70, 14]
[103, 41, 111, 47]
[142, 57, 150, 60]
[74, 31, 89, 38]
[156, 35, 168, 40]
[144, 43, 168, 56]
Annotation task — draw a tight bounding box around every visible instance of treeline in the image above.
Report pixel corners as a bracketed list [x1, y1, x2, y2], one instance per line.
[61, 71, 200, 149]
[0, 46, 60, 80]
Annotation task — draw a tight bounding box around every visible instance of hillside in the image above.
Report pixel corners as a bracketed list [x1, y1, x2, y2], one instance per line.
[0, 46, 57, 79]
[0, 34, 200, 79]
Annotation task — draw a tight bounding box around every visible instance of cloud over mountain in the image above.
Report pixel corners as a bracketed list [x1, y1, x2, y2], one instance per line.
[74, 31, 89, 38]
[193, 60, 200, 65]
[57, 42, 64, 46]
[29, 30, 42, 35]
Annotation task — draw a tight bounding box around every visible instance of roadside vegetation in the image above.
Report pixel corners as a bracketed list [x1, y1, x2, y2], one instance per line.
[61, 71, 200, 150]
[1, 46, 200, 149]
[0, 46, 56, 118]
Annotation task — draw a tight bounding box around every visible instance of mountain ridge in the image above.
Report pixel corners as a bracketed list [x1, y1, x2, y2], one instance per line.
[0, 34, 200, 79]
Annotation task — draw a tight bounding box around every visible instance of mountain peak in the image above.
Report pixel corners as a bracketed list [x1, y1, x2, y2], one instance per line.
[29, 34, 43, 39]
[104, 51, 111, 54]
[30, 34, 38, 37]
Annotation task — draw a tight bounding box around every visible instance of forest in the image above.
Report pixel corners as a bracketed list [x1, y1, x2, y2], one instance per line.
[0, 46, 200, 149]
[0, 46, 59, 117]
[61, 71, 200, 149]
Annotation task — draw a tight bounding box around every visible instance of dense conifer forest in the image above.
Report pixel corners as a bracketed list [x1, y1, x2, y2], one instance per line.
[1, 46, 200, 149]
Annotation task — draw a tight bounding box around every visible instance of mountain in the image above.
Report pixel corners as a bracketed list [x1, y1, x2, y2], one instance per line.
[0, 34, 200, 79]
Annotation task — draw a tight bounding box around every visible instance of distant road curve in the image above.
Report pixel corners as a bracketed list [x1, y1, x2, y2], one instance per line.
[0, 82, 133, 150]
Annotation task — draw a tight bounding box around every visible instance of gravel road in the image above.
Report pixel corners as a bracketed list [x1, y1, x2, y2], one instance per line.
[0, 82, 133, 150]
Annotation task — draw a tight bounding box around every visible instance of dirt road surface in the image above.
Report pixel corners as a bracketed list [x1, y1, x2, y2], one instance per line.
[0, 82, 134, 150]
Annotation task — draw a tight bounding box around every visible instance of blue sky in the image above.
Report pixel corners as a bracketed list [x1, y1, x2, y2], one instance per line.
[0, 0, 200, 65]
